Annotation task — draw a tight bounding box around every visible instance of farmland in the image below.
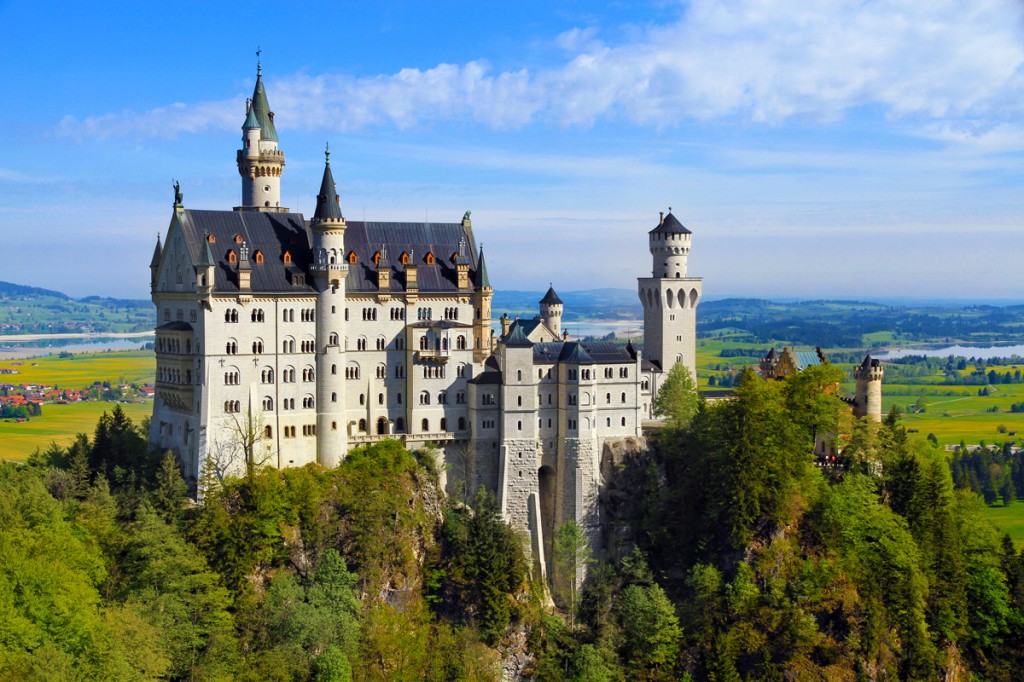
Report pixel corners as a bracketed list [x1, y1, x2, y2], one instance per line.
[0, 350, 154, 461]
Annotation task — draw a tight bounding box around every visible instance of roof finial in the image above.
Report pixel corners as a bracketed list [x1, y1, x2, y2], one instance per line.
[325, 142, 330, 164]
[256, 46, 262, 75]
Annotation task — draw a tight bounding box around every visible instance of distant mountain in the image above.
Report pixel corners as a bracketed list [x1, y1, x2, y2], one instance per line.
[0, 280, 69, 300]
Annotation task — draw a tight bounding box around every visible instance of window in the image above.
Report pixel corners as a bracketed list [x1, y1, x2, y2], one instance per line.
[621, 417, 627, 427]
[376, 336, 386, 350]
[348, 251, 358, 264]
[254, 250, 264, 264]
[359, 394, 365, 406]
[438, 391, 448, 404]
[425, 252, 434, 265]
[569, 393, 577, 406]
[517, 370, 522, 381]
[458, 417, 466, 431]
[483, 393, 495, 405]
[252, 340, 263, 354]
[421, 418, 430, 432]
[263, 397, 273, 411]
[395, 417, 405, 432]
[225, 309, 239, 323]
[456, 391, 466, 404]
[346, 363, 360, 380]
[621, 392, 627, 403]
[329, 333, 339, 346]
[283, 250, 292, 265]
[357, 337, 367, 351]
[359, 419, 367, 432]
[376, 364, 387, 379]
[419, 391, 430, 405]
[395, 365, 405, 378]
[303, 396, 315, 409]
[440, 418, 447, 431]
[620, 367, 629, 378]
[225, 341, 237, 355]
[264, 425, 272, 438]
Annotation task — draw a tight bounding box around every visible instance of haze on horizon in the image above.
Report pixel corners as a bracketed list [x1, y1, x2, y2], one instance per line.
[1, 1, 1021, 301]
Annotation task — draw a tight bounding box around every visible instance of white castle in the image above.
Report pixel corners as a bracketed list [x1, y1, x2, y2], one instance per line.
[149, 63, 701, 572]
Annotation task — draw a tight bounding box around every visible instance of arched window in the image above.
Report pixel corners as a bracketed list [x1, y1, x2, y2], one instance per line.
[400, 252, 410, 265]
[440, 417, 447, 431]
[419, 391, 431, 405]
[359, 419, 367, 432]
[283, 250, 292, 264]
[264, 425, 272, 438]
[424, 252, 434, 265]
[347, 250, 358, 264]
[262, 397, 273, 411]
[421, 418, 430, 432]
[253, 250, 264, 264]
[227, 250, 237, 263]
[457, 335, 466, 350]
[419, 335, 429, 351]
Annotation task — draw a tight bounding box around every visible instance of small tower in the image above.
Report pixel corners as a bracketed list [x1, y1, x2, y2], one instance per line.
[310, 145, 348, 467]
[196, 236, 215, 293]
[473, 246, 494, 362]
[236, 57, 286, 212]
[539, 285, 564, 338]
[638, 210, 703, 382]
[759, 347, 779, 379]
[149, 233, 163, 294]
[854, 354, 884, 422]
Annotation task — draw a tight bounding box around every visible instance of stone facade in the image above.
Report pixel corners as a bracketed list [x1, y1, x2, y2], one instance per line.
[149, 64, 702, 580]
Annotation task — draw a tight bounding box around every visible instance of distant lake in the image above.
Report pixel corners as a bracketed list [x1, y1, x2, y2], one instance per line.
[0, 335, 154, 359]
[492, 319, 644, 340]
[876, 345, 1024, 360]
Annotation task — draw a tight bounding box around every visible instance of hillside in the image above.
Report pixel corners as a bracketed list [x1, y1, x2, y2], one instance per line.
[0, 282, 153, 336]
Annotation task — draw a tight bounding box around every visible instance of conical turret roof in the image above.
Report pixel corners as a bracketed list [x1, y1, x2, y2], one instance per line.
[474, 246, 490, 288]
[540, 286, 563, 306]
[242, 99, 260, 130]
[313, 150, 344, 221]
[649, 211, 691, 235]
[250, 69, 278, 142]
[198, 237, 215, 267]
[149, 235, 162, 268]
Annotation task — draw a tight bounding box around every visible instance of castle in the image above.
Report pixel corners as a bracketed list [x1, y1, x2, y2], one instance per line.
[148, 63, 701, 576]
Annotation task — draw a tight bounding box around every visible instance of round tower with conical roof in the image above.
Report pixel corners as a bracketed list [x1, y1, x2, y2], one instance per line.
[310, 146, 348, 466]
[853, 354, 884, 421]
[638, 210, 703, 389]
[539, 285, 563, 338]
[237, 59, 286, 211]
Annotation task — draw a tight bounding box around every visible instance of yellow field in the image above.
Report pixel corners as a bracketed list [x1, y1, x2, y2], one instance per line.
[0, 350, 156, 461]
[0, 400, 153, 461]
[0, 350, 154, 388]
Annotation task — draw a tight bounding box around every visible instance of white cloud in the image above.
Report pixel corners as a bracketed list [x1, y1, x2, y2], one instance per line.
[56, 0, 1024, 141]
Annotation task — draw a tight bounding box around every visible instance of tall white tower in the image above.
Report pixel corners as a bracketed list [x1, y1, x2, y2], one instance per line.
[310, 146, 348, 467]
[539, 286, 564, 338]
[638, 211, 702, 380]
[236, 59, 286, 212]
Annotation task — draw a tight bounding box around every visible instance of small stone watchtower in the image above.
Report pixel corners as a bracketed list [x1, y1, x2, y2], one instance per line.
[539, 286, 564, 338]
[853, 354, 884, 421]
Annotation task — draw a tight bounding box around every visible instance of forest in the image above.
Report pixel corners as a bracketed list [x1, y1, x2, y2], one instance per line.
[3, 365, 1024, 680]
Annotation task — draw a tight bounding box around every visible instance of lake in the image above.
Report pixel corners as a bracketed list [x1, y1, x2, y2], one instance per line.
[876, 345, 1024, 360]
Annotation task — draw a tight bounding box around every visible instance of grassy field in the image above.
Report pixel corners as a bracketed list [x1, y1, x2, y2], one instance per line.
[980, 503, 1024, 548]
[0, 400, 152, 461]
[0, 350, 154, 388]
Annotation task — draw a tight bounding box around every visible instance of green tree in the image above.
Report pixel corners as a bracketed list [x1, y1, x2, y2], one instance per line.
[553, 520, 592, 630]
[652, 362, 698, 427]
[617, 582, 682, 680]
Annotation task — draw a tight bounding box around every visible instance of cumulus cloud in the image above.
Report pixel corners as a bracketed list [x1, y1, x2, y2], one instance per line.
[56, 0, 1024, 139]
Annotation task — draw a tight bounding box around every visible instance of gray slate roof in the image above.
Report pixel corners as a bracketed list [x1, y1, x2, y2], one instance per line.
[649, 211, 691, 235]
[532, 340, 632, 365]
[174, 209, 484, 295]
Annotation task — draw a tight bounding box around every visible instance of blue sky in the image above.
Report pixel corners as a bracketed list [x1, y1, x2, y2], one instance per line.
[1, 0, 1022, 301]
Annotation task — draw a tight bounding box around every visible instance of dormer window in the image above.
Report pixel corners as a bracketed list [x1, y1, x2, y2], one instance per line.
[400, 252, 410, 265]
[347, 251, 358, 264]
[283, 251, 292, 265]
[450, 251, 459, 263]
[253, 250, 264, 264]
[227, 250, 237, 264]
[207, 234, 216, 243]
[233, 234, 243, 244]
[424, 252, 435, 266]
[373, 251, 382, 265]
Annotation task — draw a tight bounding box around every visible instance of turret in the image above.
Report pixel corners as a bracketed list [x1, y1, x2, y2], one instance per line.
[649, 211, 691, 278]
[853, 354, 884, 421]
[236, 57, 286, 212]
[539, 285, 564, 338]
[196, 235, 215, 293]
[473, 245, 494, 361]
[310, 145, 348, 467]
[149, 233, 162, 294]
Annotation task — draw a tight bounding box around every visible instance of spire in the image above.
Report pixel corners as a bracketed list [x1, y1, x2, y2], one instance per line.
[249, 57, 278, 142]
[238, 240, 251, 271]
[150, 234, 162, 268]
[198, 235, 215, 267]
[242, 98, 260, 130]
[474, 245, 490, 288]
[313, 145, 344, 222]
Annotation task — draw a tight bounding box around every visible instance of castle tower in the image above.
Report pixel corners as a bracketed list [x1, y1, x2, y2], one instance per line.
[539, 286, 563, 338]
[853, 354, 884, 422]
[236, 58, 286, 212]
[638, 210, 702, 380]
[310, 146, 348, 467]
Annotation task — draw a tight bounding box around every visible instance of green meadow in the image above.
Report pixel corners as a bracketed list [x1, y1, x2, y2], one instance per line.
[0, 350, 154, 388]
[0, 400, 153, 461]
